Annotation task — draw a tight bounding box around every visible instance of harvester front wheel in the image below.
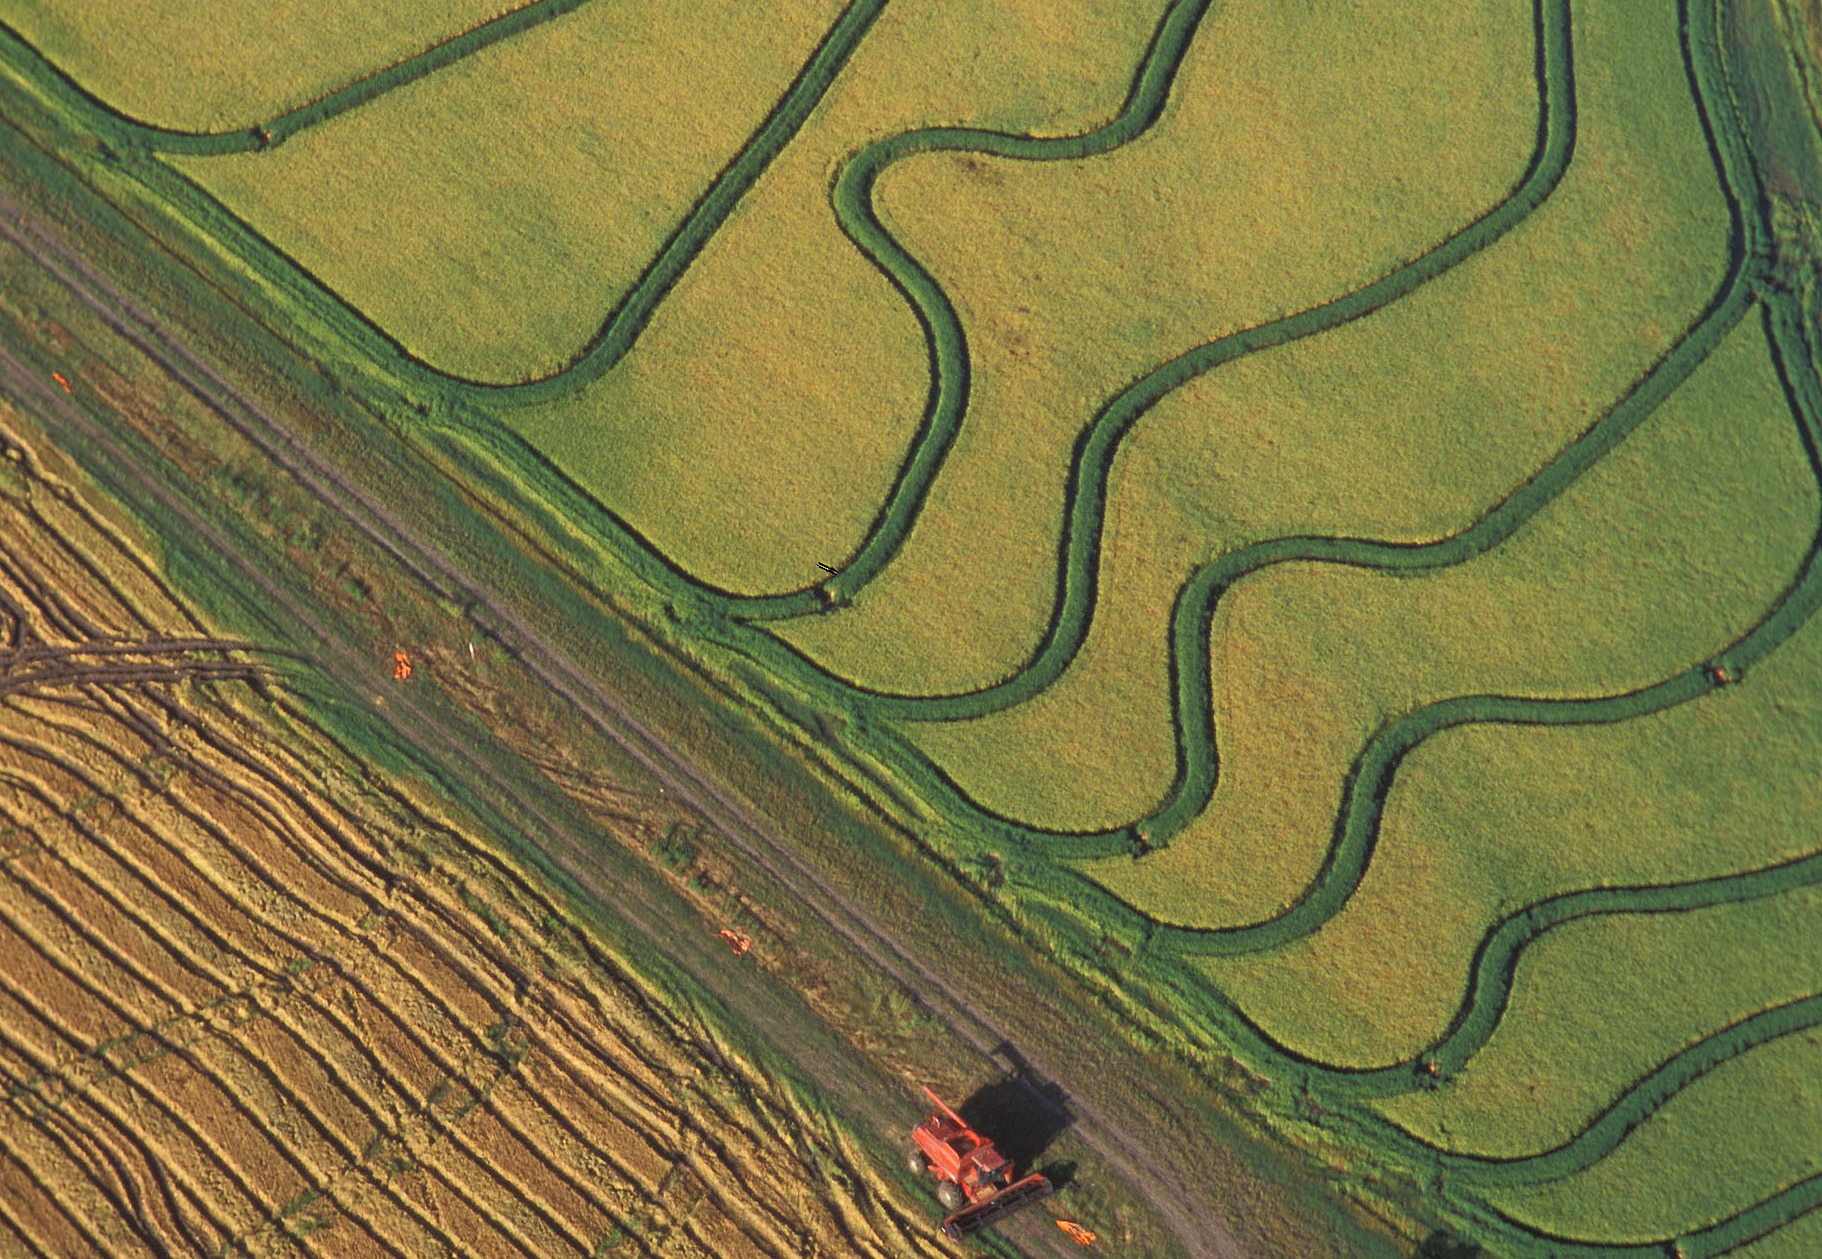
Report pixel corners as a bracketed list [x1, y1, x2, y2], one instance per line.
[937, 1181, 965, 1213]
[907, 1146, 928, 1176]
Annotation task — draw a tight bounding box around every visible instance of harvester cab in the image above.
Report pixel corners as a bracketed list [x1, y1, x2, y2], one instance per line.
[909, 1085, 1053, 1239]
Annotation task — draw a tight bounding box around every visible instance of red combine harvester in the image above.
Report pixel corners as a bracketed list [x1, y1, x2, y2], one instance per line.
[909, 1085, 1053, 1239]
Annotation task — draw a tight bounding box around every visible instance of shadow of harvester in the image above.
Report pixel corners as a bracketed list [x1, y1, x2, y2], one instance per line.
[953, 1043, 1076, 1187]
[1414, 1232, 1484, 1259]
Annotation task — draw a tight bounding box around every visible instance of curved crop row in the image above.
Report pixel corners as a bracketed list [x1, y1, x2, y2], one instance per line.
[0, 0, 889, 404]
[1437, 993, 1822, 1188]
[723, 0, 1220, 618]
[732, 0, 1574, 629]
[1185, 849, 1822, 1100]
[720, 3, 1822, 1245]
[4, 0, 1814, 1249]
[727, 0, 1790, 885]
[0, 424, 931, 1259]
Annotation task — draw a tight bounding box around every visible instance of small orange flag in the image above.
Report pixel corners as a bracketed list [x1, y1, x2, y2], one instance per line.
[392, 650, 412, 681]
[1056, 1220, 1097, 1246]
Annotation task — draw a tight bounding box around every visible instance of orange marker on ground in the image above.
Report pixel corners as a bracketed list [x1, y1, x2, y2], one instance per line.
[717, 928, 751, 955]
[1057, 1220, 1097, 1246]
[392, 649, 412, 681]
[51, 372, 70, 393]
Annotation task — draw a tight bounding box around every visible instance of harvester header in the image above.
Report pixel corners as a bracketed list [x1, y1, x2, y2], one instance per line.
[909, 1085, 1053, 1239]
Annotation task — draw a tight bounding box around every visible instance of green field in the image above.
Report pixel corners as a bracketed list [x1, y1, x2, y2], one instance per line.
[508, 0, 1170, 595]
[900, 0, 1735, 835]
[0, 0, 511, 131]
[1078, 313, 1812, 922]
[773, 0, 1534, 677]
[173, 0, 844, 383]
[1481, 1032, 1820, 1242]
[1373, 885, 1822, 1154]
[2, 0, 1820, 1253]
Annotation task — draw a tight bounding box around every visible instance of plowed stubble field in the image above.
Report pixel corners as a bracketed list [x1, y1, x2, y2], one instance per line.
[0, 412, 939, 1259]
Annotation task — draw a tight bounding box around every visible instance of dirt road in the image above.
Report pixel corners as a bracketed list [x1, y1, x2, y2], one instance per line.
[0, 191, 1258, 1259]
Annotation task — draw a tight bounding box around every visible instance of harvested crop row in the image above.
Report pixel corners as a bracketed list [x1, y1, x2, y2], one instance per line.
[0, 419, 942, 1259]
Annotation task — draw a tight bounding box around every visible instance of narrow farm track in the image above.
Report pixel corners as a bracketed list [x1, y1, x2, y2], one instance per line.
[0, 427, 939, 1259]
[0, 201, 1241, 1258]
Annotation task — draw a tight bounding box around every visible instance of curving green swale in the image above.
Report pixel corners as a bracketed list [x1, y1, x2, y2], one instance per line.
[1201, 519, 1822, 1071]
[937, 298, 1802, 852]
[1373, 884, 1822, 1155]
[865, 0, 1730, 823]
[1726, 1202, 1822, 1259]
[2, 0, 1819, 1250]
[0, 0, 514, 134]
[505, 0, 1170, 594]
[1477, 1031, 1821, 1244]
[170, 0, 847, 384]
[771, 0, 1536, 684]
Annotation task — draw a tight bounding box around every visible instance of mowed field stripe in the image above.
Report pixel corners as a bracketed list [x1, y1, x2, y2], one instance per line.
[0, 1150, 104, 1259]
[91, 692, 755, 1255]
[209, 689, 875, 1254]
[0, 960, 278, 1252]
[0, 813, 473, 1259]
[19, 670, 710, 1259]
[0, 1110, 151, 1258]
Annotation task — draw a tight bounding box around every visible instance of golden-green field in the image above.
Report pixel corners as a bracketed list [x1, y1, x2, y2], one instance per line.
[2, 0, 1819, 1254]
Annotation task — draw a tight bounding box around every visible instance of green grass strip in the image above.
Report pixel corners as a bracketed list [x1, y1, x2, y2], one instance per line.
[1112, 850, 1822, 1108]
[452, 0, 893, 406]
[1454, 1176, 1822, 1259]
[723, 0, 1219, 617]
[1434, 992, 1822, 1187]
[0, 0, 597, 156]
[0, 0, 888, 403]
[1350, 850, 1822, 1099]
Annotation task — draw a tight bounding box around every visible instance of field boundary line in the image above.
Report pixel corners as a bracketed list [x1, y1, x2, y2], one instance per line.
[0, 0, 599, 156]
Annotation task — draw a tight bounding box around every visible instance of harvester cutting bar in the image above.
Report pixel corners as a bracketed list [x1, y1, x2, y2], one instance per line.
[939, 1172, 1053, 1239]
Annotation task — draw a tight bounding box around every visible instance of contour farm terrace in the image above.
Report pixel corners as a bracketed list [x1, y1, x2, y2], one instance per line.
[0, 1, 1816, 1257]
